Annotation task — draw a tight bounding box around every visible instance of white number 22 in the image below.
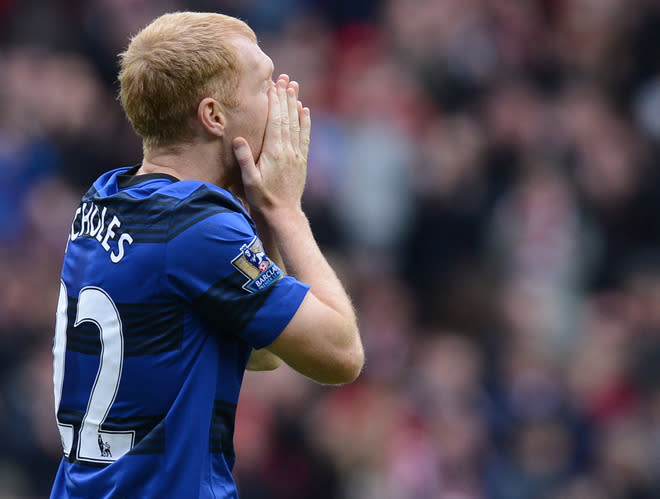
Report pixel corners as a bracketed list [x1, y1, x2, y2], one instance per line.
[54, 281, 134, 463]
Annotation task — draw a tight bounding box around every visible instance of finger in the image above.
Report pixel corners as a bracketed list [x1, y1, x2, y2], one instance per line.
[277, 79, 290, 143]
[232, 137, 259, 187]
[277, 74, 290, 86]
[288, 80, 300, 110]
[288, 80, 299, 99]
[287, 85, 300, 150]
[263, 84, 281, 145]
[300, 106, 311, 159]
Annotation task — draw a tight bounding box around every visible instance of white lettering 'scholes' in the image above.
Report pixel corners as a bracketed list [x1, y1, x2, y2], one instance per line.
[69, 202, 134, 263]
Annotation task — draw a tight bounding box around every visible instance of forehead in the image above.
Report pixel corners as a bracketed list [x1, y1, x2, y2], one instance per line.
[232, 36, 273, 77]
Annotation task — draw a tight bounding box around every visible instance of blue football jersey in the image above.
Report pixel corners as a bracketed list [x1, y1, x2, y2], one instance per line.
[50, 166, 309, 498]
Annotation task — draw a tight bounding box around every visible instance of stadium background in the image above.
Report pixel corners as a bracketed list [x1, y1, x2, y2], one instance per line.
[1, 0, 660, 497]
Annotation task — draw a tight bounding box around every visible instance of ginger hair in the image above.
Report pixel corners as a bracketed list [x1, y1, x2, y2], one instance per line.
[118, 12, 256, 151]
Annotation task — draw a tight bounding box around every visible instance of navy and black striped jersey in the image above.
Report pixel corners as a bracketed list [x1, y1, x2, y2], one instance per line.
[50, 166, 309, 498]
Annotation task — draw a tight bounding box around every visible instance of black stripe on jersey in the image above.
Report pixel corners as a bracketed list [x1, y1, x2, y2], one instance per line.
[209, 400, 236, 456]
[57, 409, 165, 432]
[127, 419, 165, 455]
[193, 271, 273, 335]
[168, 185, 254, 238]
[57, 408, 83, 426]
[65, 296, 98, 355]
[116, 169, 179, 187]
[73, 195, 182, 243]
[58, 409, 167, 463]
[79, 184, 254, 243]
[66, 297, 183, 356]
[118, 301, 183, 354]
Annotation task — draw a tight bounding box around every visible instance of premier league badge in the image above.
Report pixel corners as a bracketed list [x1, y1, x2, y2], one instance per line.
[231, 236, 283, 293]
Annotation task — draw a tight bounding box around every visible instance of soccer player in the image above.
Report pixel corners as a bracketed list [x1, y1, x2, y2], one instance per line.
[50, 12, 364, 498]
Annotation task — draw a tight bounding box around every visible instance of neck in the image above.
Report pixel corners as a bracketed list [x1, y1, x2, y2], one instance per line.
[138, 141, 237, 189]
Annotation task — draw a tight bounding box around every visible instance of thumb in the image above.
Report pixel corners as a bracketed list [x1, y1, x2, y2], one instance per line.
[232, 137, 259, 186]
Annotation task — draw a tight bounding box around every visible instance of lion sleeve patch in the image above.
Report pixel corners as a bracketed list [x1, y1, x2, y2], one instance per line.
[231, 236, 283, 293]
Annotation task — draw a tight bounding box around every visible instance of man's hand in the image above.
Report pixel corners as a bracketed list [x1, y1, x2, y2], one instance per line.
[232, 76, 363, 385]
[232, 75, 311, 216]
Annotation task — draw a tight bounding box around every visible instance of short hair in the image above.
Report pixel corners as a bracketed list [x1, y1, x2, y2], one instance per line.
[118, 12, 256, 150]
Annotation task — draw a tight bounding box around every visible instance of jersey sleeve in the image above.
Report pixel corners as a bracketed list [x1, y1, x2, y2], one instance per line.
[165, 196, 309, 349]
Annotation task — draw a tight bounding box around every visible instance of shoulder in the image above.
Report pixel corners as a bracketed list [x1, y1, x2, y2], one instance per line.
[165, 181, 248, 217]
[90, 167, 247, 215]
[162, 181, 255, 241]
[81, 169, 255, 245]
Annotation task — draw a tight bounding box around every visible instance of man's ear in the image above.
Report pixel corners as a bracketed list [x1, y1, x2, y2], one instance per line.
[198, 97, 225, 137]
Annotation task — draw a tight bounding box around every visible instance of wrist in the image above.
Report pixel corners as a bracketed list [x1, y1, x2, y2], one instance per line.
[256, 204, 306, 227]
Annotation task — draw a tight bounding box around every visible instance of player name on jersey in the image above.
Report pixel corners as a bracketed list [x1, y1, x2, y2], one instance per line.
[69, 201, 134, 263]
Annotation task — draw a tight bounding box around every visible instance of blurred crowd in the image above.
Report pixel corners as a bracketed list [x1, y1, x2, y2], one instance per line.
[1, 0, 660, 497]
